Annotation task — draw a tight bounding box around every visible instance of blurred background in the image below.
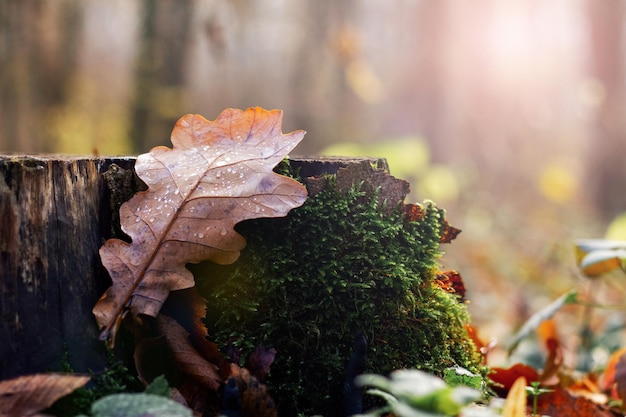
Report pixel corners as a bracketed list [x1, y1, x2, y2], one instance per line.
[3, 0, 626, 368]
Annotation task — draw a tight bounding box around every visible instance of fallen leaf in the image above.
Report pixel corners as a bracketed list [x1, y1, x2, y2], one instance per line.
[615, 351, 626, 406]
[536, 386, 615, 417]
[567, 374, 607, 405]
[93, 107, 308, 345]
[537, 319, 563, 384]
[0, 373, 89, 417]
[439, 219, 461, 244]
[600, 347, 626, 392]
[501, 377, 527, 417]
[161, 288, 225, 366]
[156, 314, 222, 391]
[574, 239, 626, 277]
[134, 335, 172, 386]
[489, 364, 539, 398]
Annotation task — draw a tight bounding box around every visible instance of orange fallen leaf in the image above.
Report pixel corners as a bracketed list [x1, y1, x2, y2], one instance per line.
[0, 373, 89, 417]
[600, 346, 626, 392]
[537, 319, 562, 384]
[93, 107, 308, 345]
[574, 239, 626, 277]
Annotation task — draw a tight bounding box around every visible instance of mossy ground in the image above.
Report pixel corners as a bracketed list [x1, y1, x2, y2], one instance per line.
[196, 176, 480, 416]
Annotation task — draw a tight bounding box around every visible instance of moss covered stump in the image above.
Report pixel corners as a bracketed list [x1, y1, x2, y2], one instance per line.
[195, 158, 480, 417]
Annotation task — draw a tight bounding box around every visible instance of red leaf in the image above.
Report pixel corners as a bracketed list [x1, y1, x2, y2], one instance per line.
[489, 363, 539, 398]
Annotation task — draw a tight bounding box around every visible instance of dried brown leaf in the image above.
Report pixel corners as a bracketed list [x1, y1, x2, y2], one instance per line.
[156, 314, 222, 391]
[93, 107, 307, 345]
[0, 373, 89, 417]
[439, 219, 461, 244]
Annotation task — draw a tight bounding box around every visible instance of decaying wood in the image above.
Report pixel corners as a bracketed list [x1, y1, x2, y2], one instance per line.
[0, 155, 403, 380]
[0, 156, 135, 379]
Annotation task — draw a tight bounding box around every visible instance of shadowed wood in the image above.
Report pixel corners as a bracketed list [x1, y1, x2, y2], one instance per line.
[0, 156, 135, 379]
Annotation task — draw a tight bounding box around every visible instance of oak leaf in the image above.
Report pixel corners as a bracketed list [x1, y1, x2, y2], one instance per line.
[93, 107, 307, 345]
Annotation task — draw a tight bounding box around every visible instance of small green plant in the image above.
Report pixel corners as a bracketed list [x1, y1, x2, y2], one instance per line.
[49, 350, 141, 417]
[76, 376, 187, 417]
[443, 365, 485, 392]
[525, 381, 552, 417]
[354, 369, 483, 417]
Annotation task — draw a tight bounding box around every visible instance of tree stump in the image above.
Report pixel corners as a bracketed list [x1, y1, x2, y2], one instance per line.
[0, 156, 137, 379]
[0, 155, 390, 380]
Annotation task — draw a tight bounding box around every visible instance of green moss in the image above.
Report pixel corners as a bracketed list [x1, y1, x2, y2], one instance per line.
[196, 178, 480, 416]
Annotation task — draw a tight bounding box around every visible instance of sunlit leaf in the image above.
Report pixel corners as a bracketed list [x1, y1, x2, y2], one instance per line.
[579, 249, 626, 277]
[501, 377, 527, 417]
[575, 239, 626, 277]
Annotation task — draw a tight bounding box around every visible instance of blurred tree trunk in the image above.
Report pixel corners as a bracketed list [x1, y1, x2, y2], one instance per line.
[412, 1, 449, 163]
[289, 0, 359, 153]
[130, 0, 193, 152]
[586, 0, 626, 220]
[0, 1, 82, 152]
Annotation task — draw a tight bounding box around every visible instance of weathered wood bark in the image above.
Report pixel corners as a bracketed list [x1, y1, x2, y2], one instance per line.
[0, 156, 136, 379]
[0, 155, 392, 380]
